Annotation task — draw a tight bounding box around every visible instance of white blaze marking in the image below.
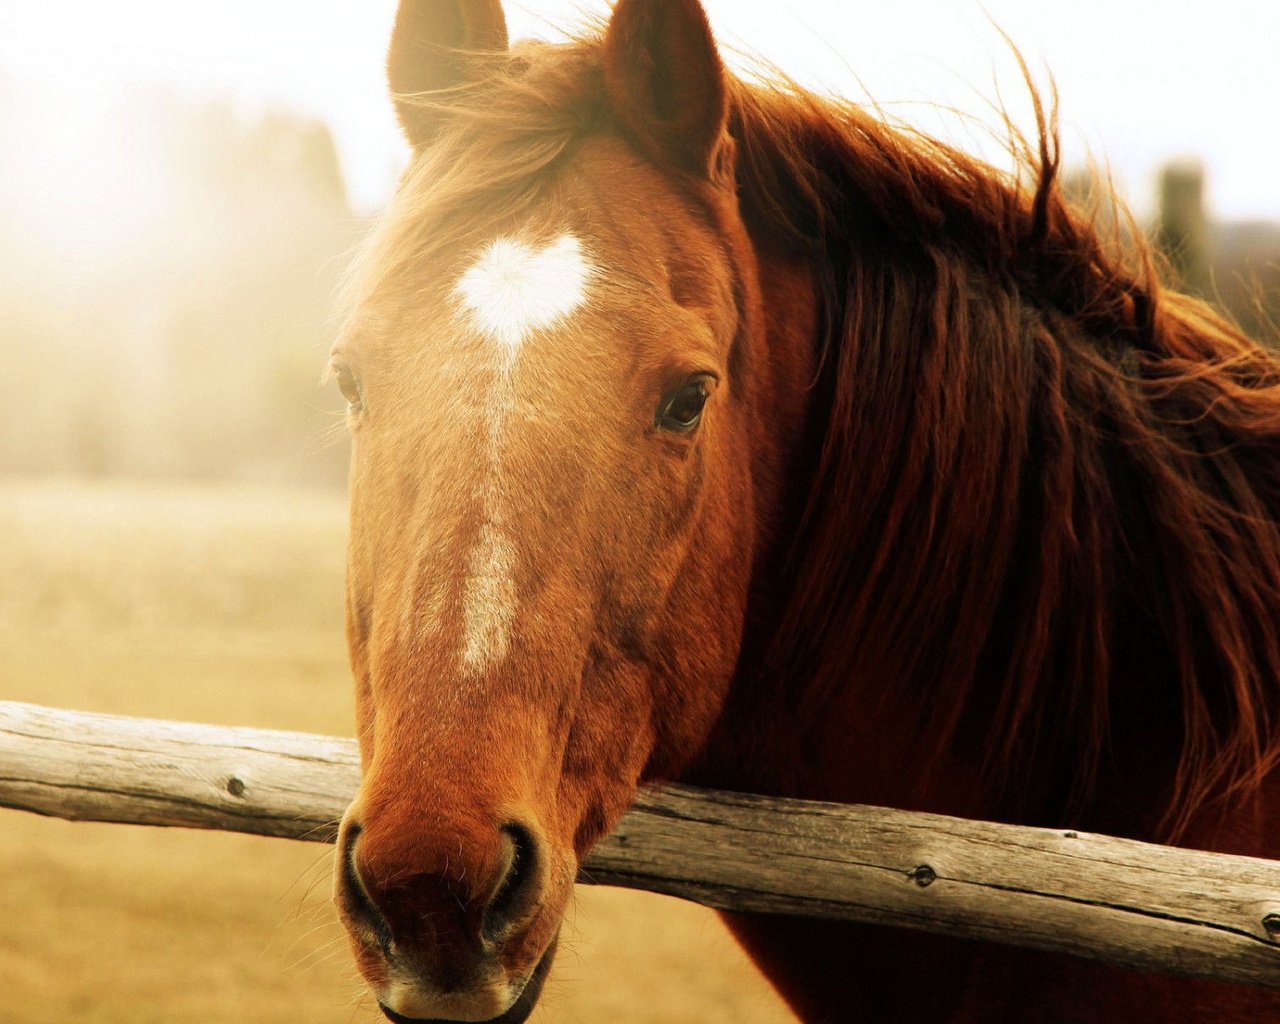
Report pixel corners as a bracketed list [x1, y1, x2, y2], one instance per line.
[450, 232, 594, 671]
[460, 521, 517, 669]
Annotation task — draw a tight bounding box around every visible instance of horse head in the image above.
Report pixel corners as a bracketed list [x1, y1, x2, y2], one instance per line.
[330, 2, 809, 1019]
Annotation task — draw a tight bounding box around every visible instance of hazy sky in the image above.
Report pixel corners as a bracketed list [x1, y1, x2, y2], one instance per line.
[1, 1, 1276, 219]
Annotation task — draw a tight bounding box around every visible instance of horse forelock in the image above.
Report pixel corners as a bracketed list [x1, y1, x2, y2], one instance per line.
[339, 38, 606, 325]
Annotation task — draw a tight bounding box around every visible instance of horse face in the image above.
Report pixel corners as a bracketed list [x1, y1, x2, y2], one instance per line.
[332, 2, 762, 1020]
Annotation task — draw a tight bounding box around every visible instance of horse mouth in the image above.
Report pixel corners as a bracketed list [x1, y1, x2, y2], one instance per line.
[377, 937, 557, 1024]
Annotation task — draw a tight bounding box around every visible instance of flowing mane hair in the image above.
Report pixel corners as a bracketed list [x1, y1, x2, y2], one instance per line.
[361, 32, 1280, 838]
[730, 76, 1280, 837]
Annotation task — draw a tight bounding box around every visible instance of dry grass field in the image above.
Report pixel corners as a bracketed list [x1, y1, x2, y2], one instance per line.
[0, 478, 798, 1024]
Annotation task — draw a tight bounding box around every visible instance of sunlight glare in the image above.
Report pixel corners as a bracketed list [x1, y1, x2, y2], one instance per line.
[5, 89, 175, 271]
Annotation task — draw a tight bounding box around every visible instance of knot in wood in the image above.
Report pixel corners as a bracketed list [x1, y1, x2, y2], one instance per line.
[1263, 913, 1280, 940]
[907, 864, 936, 887]
[226, 776, 247, 798]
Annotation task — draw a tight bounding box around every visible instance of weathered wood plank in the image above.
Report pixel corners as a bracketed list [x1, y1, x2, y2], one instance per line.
[0, 700, 359, 841]
[2, 699, 1279, 987]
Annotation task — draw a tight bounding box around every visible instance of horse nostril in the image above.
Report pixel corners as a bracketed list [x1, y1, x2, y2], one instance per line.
[340, 823, 394, 953]
[484, 822, 540, 938]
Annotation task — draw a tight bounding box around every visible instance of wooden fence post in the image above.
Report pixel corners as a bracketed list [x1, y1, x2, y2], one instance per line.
[1156, 156, 1212, 297]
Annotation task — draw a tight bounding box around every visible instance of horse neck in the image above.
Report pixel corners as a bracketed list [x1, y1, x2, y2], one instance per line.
[687, 85, 1280, 839]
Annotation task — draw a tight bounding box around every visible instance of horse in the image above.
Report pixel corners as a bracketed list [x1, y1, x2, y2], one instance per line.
[328, 1, 1280, 1020]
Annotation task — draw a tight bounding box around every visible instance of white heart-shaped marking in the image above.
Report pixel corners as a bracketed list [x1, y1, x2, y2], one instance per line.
[453, 233, 593, 353]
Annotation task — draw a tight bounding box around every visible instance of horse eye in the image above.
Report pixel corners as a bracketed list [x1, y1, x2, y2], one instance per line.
[333, 365, 363, 411]
[656, 375, 714, 433]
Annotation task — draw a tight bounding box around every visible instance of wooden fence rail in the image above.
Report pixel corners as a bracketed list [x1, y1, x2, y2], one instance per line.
[3, 699, 1280, 988]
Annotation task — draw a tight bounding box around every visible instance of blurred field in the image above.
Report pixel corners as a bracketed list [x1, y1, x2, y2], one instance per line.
[0, 477, 797, 1024]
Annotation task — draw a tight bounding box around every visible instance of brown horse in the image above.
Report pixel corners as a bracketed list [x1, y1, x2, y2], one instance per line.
[329, 1, 1280, 1020]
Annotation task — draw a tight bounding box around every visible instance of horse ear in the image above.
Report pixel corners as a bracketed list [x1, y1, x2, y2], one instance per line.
[602, 0, 730, 179]
[387, 0, 510, 147]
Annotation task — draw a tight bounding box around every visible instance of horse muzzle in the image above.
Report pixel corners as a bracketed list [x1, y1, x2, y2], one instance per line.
[334, 806, 563, 1024]
[376, 938, 557, 1024]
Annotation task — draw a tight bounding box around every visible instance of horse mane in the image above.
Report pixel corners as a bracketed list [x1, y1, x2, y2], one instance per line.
[729, 74, 1280, 835]
[357, 30, 1280, 837]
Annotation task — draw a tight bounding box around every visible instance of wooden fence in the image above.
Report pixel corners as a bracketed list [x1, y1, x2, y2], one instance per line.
[3, 699, 1280, 988]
